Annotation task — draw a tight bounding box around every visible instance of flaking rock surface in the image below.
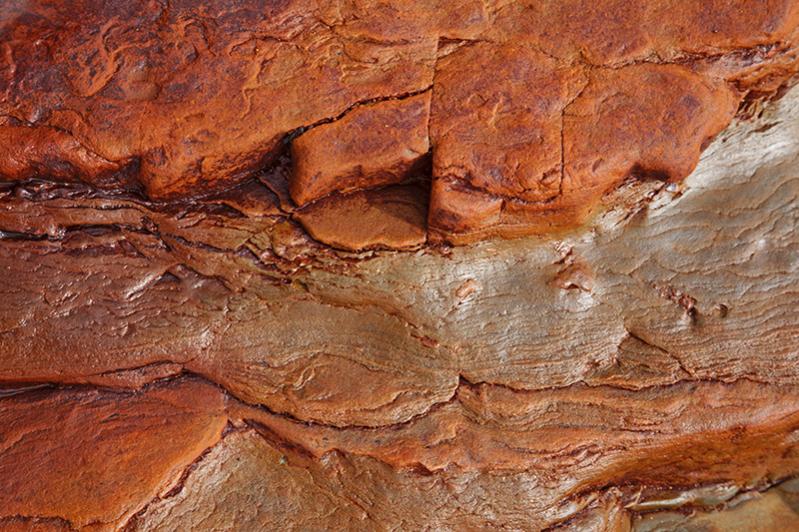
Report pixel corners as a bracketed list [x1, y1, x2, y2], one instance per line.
[2, 0, 799, 245]
[2, 1, 799, 530]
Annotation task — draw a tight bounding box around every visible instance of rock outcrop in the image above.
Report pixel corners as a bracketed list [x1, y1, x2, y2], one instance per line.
[2, 1, 799, 530]
[2, 0, 798, 245]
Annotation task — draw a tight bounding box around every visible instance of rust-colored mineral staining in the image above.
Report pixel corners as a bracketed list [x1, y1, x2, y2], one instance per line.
[2, 0, 798, 245]
[2, 0, 799, 529]
[0, 380, 226, 528]
[290, 93, 431, 207]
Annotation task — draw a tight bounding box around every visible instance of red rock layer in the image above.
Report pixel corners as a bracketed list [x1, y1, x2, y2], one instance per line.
[2, 1, 798, 247]
[295, 184, 428, 251]
[3, 377, 799, 530]
[290, 93, 431, 207]
[0, 379, 226, 529]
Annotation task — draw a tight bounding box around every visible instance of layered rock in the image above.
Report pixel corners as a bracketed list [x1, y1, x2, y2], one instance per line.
[2, 1, 799, 530]
[0, 79, 798, 530]
[2, 0, 798, 245]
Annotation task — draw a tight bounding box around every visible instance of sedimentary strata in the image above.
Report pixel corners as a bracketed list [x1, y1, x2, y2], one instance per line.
[2, 1, 799, 530]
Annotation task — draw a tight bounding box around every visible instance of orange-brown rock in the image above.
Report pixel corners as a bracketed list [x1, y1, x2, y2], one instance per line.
[5, 375, 799, 530]
[0, 125, 119, 186]
[565, 65, 738, 190]
[492, 0, 799, 66]
[0, 0, 440, 198]
[3, 1, 799, 530]
[290, 93, 431, 207]
[294, 184, 428, 251]
[0, 379, 226, 529]
[2, 0, 798, 242]
[430, 43, 582, 205]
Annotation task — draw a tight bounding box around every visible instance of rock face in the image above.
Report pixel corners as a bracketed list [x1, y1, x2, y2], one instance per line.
[290, 93, 431, 207]
[2, 0, 798, 245]
[2, 1, 799, 530]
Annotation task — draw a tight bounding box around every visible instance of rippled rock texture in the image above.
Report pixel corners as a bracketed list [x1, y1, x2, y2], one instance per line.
[2, 1, 799, 530]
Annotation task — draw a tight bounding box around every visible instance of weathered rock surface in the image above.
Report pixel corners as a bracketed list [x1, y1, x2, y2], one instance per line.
[290, 93, 431, 207]
[0, 82, 797, 530]
[2, 0, 798, 243]
[0, 379, 226, 529]
[2, 1, 799, 530]
[295, 184, 429, 251]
